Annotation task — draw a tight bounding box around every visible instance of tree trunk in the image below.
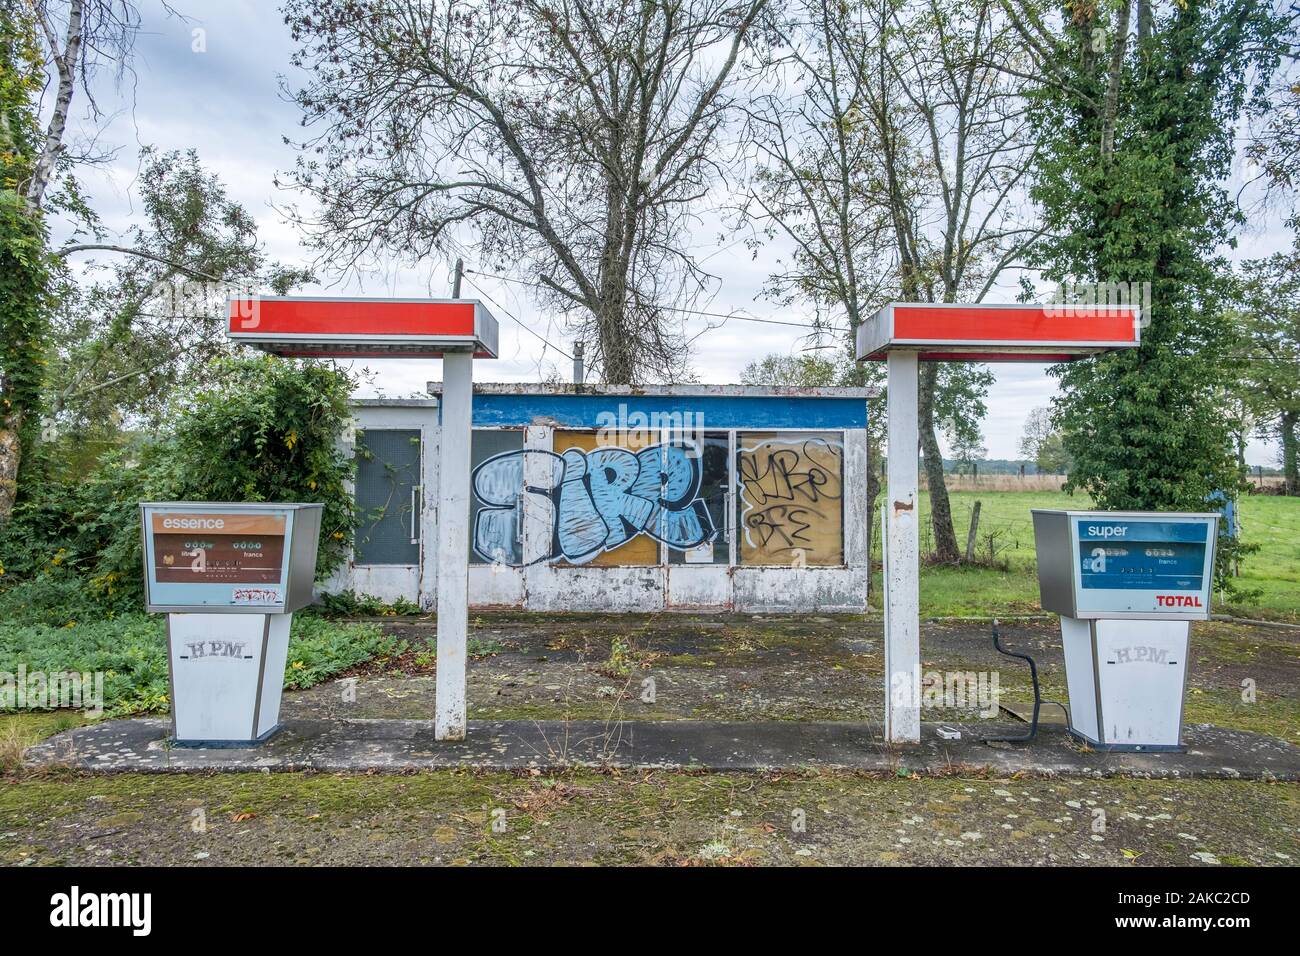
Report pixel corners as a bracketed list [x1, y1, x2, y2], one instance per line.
[1283, 410, 1298, 496]
[599, 310, 636, 384]
[27, 0, 85, 211]
[1099, 1, 1132, 162]
[0, 411, 19, 521]
[918, 362, 960, 562]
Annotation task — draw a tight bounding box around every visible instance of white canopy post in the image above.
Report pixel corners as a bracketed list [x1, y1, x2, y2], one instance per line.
[435, 351, 473, 740]
[885, 351, 921, 742]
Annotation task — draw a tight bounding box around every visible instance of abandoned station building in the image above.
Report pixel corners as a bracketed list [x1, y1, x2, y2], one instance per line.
[325, 384, 877, 612]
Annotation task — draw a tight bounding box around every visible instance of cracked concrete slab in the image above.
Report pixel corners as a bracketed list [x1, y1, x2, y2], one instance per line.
[23, 718, 1300, 779]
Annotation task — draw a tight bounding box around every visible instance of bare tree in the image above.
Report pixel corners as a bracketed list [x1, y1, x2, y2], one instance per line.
[1, 0, 150, 521]
[20, 0, 144, 212]
[1241, 3, 1300, 221]
[743, 0, 1041, 562]
[48, 148, 312, 434]
[281, 0, 770, 384]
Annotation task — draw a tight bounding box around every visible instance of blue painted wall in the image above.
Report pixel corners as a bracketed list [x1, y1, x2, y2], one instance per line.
[453, 393, 869, 430]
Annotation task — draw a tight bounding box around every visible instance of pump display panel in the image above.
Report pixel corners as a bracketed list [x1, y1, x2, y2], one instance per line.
[141, 503, 322, 613]
[1032, 511, 1218, 619]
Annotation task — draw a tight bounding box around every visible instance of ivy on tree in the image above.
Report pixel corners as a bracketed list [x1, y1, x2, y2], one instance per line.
[1015, 0, 1286, 593]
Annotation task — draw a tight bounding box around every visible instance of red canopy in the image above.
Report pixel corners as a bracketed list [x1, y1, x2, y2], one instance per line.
[228, 296, 499, 359]
[856, 302, 1140, 362]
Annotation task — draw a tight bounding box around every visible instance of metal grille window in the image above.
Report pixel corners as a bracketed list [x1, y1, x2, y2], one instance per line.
[469, 429, 526, 565]
[354, 429, 422, 565]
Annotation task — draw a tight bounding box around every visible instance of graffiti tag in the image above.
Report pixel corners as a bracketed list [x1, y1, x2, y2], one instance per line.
[472, 442, 716, 565]
[737, 436, 844, 565]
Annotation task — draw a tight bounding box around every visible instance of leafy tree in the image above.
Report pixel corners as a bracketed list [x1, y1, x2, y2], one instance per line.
[0, 1, 163, 521]
[1019, 405, 1071, 474]
[739, 352, 852, 388]
[0, 3, 50, 521]
[0, 356, 360, 613]
[1236, 248, 1300, 494]
[1012, 2, 1284, 510]
[282, 0, 770, 384]
[947, 428, 987, 476]
[48, 147, 311, 437]
[1009, 0, 1286, 594]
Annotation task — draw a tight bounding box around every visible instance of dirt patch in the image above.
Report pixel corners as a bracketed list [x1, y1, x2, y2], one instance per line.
[281, 614, 1299, 739]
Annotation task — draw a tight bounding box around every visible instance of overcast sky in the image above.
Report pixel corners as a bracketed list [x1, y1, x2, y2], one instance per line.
[60, 1, 1291, 464]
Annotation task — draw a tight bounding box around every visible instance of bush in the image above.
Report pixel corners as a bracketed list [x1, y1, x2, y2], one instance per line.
[281, 616, 407, 689]
[0, 355, 357, 617]
[0, 441, 168, 615]
[167, 355, 357, 578]
[0, 613, 399, 717]
[316, 590, 421, 617]
[0, 615, 170, 717]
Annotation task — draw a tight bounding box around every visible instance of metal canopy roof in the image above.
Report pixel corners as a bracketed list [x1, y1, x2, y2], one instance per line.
[228, 296, 499, 359]
[856, 302, 1141, 362]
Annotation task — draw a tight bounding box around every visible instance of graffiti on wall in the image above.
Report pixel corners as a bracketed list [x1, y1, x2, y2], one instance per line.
[471, 441, 716, 565]
[737, 434, 844, 566]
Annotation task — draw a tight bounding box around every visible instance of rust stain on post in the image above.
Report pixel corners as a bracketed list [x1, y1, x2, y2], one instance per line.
[892, 500, 914, 512]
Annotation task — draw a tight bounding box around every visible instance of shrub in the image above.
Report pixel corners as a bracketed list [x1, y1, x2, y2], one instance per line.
[0, 354, 357, 617]
[167, 355, 357, 578]
[316, 590, 421, 617]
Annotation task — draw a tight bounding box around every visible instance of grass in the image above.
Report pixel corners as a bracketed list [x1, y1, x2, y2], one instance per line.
[0, 613, 405, 718]
[2, 770, 1297, 866]
[873, 490, 1300, 621]
[0, 712, 87, 774]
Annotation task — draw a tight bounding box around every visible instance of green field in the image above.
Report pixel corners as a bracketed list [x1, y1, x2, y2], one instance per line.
[872, 490, 1300, 622]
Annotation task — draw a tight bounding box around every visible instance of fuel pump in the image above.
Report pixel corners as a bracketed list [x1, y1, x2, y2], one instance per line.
[1032, 510, 1219, 752]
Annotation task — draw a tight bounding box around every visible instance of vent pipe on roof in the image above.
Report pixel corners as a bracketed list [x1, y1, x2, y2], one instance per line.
[573, 341, 585, 386]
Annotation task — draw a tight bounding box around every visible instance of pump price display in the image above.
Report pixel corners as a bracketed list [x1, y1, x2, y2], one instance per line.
[142, 505, 301, 610]
[1071, 516, 1215, 616]
[1077, 521, 1208, 591]
[150, 512, 287, 584]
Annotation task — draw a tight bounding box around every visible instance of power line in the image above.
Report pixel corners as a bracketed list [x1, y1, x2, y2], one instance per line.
[463, 269, 850, 334]
[460, 274, 574, 361]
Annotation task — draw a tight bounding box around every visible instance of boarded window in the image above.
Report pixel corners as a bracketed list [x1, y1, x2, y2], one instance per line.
[469, 430, 526, 565]
[552, 430, 660, 566]
[354, 429, 421, 565]
[736, 432, 844, 566]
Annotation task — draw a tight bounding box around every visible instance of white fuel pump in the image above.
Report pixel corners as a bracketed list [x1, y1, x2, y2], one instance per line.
[1032, 510, 1219, 752]
[141, 502, 322, 746]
